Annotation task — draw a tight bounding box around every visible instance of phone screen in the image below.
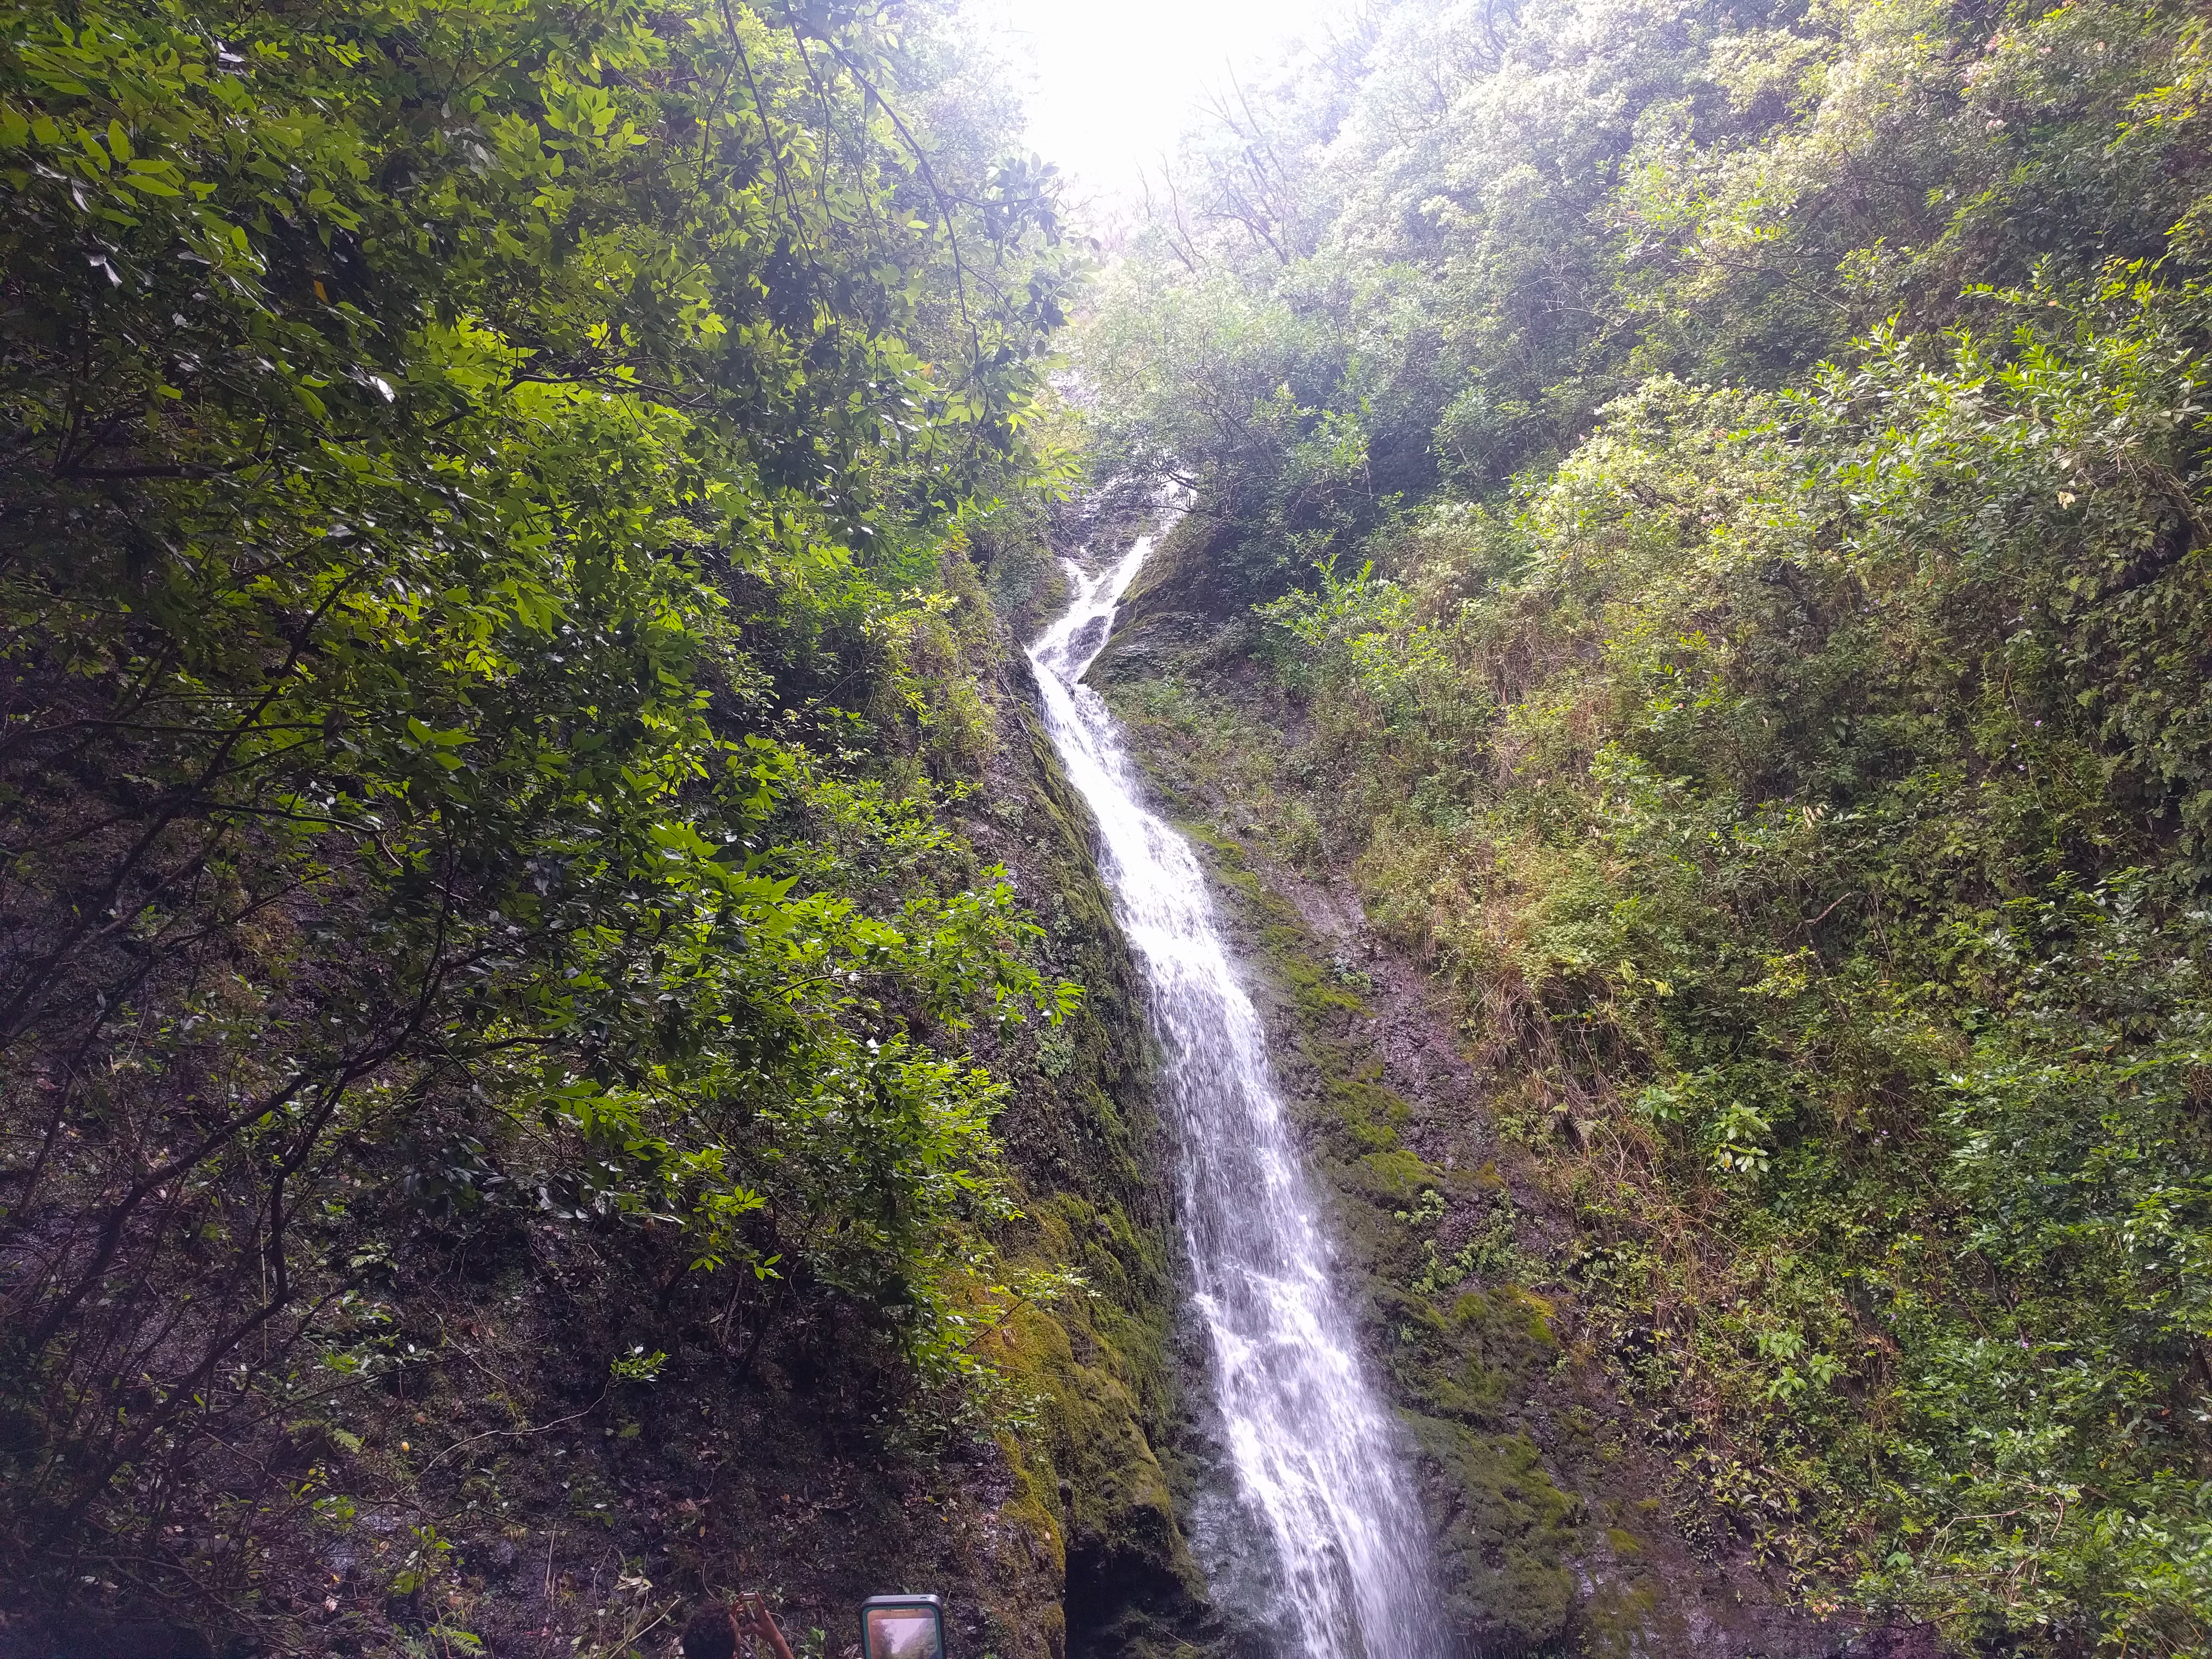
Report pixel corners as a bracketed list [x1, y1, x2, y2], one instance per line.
[863, 1608, 943, 1659]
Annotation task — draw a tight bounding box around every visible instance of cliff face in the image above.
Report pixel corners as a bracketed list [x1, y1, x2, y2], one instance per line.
[1084, 509, 1875, 1659]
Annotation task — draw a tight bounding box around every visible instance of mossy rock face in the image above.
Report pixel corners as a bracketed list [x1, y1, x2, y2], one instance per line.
[1415, 1418, 1581, 1653]
[1395, 1285, 1559, 1428]
[1101, 506, 1308, 642]
[1354, 1147, 1431, 1206]
[997, 1294, 1200, 1637]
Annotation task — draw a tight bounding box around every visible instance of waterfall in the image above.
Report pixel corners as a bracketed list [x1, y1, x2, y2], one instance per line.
[1028, 529, 1453, 1659]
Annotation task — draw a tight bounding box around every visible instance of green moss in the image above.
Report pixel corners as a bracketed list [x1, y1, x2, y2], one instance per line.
[1415, 1418, 1581, 1651]
[993, 1300, 1185, 1584]
[1357, 1148, 1433, 1205]
[1579, 1578, 1667, 1659]
[1454, 1284, 1558, 1354]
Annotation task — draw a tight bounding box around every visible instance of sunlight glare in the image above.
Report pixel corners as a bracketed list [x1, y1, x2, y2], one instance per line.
[977, 0, 1341, 201]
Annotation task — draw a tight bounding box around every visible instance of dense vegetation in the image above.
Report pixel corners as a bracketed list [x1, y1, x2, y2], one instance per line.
[1083, 0, 2212, 1651]
[11, 0, 2212, 1650]
[0, 1, 1172, 1650]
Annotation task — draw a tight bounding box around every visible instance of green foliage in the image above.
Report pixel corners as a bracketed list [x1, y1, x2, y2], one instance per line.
[1086, 0, 2212, 1648]
[0, 0, 1084, 1623]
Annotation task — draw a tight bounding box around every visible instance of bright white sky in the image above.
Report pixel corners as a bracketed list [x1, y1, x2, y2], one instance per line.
[975, 0, 1342, 205]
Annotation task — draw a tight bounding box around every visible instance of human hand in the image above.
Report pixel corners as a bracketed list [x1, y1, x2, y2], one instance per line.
[738, 1592, 798, 1659]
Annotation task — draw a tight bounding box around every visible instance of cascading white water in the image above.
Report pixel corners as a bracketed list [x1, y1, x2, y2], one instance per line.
[1028, 529, 1453, 1659]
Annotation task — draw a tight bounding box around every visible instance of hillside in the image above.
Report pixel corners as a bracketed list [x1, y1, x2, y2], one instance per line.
[1078, 0, 2212, 1651]
[0, 5, 1201, 1655]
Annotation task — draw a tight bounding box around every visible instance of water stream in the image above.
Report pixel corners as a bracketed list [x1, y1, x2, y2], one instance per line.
[1027, 529, 1453, 1659]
